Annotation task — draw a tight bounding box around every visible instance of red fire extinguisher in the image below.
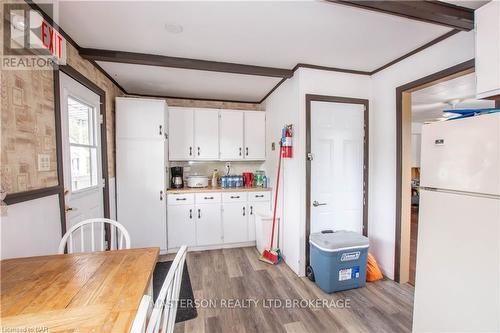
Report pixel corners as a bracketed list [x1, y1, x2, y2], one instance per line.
[281, 124, 293, 158]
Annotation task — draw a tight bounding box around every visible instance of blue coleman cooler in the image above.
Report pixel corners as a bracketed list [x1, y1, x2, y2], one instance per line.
[309, 230, 369, 293]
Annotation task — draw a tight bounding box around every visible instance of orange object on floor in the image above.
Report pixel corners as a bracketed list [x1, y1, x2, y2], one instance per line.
[366, 253, 384, 281]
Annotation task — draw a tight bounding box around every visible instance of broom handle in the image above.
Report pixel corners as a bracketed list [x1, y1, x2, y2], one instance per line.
[269, 145, 282, 249]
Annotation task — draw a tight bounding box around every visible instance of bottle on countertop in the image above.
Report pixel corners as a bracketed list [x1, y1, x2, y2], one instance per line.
[211, 169, 219, 188]
[263, 175, 268, 188]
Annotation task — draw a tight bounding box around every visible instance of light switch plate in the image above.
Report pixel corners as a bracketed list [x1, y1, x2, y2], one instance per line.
[38, 154, 50, 171]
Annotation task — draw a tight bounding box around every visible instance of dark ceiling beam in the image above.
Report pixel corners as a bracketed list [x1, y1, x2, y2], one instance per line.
[79, 48, 294, 79]
[331, 0, 474, 31]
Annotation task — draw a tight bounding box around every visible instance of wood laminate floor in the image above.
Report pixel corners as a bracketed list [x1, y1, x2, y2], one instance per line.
[160, 247, 414, 333]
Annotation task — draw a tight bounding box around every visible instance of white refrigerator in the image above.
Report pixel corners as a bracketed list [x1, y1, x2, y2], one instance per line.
[413, 112, 500, 332]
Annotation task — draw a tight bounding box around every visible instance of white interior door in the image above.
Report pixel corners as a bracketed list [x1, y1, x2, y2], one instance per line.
[310, 101, 365, 234]
[60, 72, 104, 233]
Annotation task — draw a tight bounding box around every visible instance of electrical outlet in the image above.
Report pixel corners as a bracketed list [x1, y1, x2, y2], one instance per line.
[38, 154, 50, 171]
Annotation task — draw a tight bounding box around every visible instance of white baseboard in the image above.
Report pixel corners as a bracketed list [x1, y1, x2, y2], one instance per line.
[166, 241, 256, 254]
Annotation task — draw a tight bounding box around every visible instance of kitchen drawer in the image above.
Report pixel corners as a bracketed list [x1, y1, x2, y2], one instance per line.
[195, 192, 221, 204]
[167, 193, 195, 205]
[222, 192, 248, 203]
[248, 191, 270, 202]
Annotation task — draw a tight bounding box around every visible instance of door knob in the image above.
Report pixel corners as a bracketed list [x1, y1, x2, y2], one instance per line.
[312, 201, 327, 207]
[65, 206, 76, 212]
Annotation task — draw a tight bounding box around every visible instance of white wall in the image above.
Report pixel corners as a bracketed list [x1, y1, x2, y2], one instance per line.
[263, 77, 300, 273]
[0, 195, 62, 259]
[264, 31, 475, 278]
[369, 30, 475, 278]
[1, 182, 118, 259]
[263, 68, 371, 276]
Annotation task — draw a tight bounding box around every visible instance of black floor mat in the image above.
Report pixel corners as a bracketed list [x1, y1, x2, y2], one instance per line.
[153, 261, 197, 323]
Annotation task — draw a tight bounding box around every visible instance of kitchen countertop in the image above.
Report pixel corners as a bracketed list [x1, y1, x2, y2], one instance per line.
[167, 186, 272, 194]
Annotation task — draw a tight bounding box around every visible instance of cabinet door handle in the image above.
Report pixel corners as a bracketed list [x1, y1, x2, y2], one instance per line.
[230, 195, 240, 199]
[255, 195, 264, 198]
[189, 147, 192, 156]
[176, 198, 187, 201]
[160, 190, 164, 201]
[242, 206, 246, 216]
[239, 147, 242, 156]
[250, 206, 253, 215]
[246, 147, 249, 156]
[189, 209, 192, 219]
[197, 147, 200, 156]
[159, 125, 163, 136]
[198, 209, 201, 219]
[204, 196, 214, 200]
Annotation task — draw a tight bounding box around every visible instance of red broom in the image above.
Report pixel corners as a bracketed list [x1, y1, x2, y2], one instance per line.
[260, 144, 283, 265]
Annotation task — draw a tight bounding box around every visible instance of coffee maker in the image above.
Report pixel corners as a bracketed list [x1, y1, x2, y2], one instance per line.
[170, 167, 184, 189]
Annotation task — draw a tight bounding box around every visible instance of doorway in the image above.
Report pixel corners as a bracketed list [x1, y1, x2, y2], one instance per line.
[58, 70, 108, 232]
[395, 59, 497, 284]
[305, 94, 369, 270]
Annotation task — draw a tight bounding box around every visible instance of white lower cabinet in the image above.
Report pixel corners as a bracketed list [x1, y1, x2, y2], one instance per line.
[196, 203, 222, 246]
[167, 204, 196, 248]
[222, 202, 248, 244]
[167, 191, 270, 250]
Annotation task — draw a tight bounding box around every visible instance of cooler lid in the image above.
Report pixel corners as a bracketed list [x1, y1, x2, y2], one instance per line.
[309, 230, 369, 252]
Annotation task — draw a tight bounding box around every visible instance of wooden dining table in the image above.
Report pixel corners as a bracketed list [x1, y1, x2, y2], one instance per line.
[0, 247, 159, 332]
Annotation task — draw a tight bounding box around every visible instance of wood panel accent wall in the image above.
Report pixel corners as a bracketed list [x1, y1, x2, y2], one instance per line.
[1, 70, 58, 193]
[1, 40, 123, 196]
[127, 95, 264, 111]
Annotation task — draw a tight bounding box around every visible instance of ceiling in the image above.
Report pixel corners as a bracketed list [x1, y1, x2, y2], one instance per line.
[98, 62, 281, 102]
[438, 0, 490, 10]
[38, 1, 464, 101]
[411, 72, 495, 123]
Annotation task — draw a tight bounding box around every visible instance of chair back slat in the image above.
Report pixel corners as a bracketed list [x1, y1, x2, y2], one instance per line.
[69, 233, 73, 253]
[91, 223, 95, 252]
[146, 246, 187, 333]
[80, 225, 85, 252]
[101, 222, 105, 251]
[58, 218, 131, 254]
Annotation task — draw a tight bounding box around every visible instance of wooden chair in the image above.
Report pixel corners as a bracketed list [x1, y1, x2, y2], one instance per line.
[58, 218, 131, 254]
[145, 245, 188, 333]
[130, 295, 153, 333]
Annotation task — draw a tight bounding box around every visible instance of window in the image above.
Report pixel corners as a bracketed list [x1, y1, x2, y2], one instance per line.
[68, 96, 98, 191]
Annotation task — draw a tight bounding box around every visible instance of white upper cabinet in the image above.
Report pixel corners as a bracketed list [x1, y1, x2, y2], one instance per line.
[219, 111, 244, 160]
[169, 107, 194, 160]
[116, 98, 166, 139]
[475, 0, 500, 99]
[168, 107, 266, 161]
[194, 109, 219, 160]
[244, 112, 266, 160]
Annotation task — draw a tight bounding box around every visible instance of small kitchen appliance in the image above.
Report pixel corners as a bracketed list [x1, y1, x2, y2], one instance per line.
[170, 166, 183, 189]
[187, 175, 209, 188]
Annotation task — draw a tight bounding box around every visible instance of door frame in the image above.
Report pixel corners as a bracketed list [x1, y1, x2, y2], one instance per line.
[305, 94, 369, 270]
[394, 59, 475, 282]
[54, 65, 110, 236]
